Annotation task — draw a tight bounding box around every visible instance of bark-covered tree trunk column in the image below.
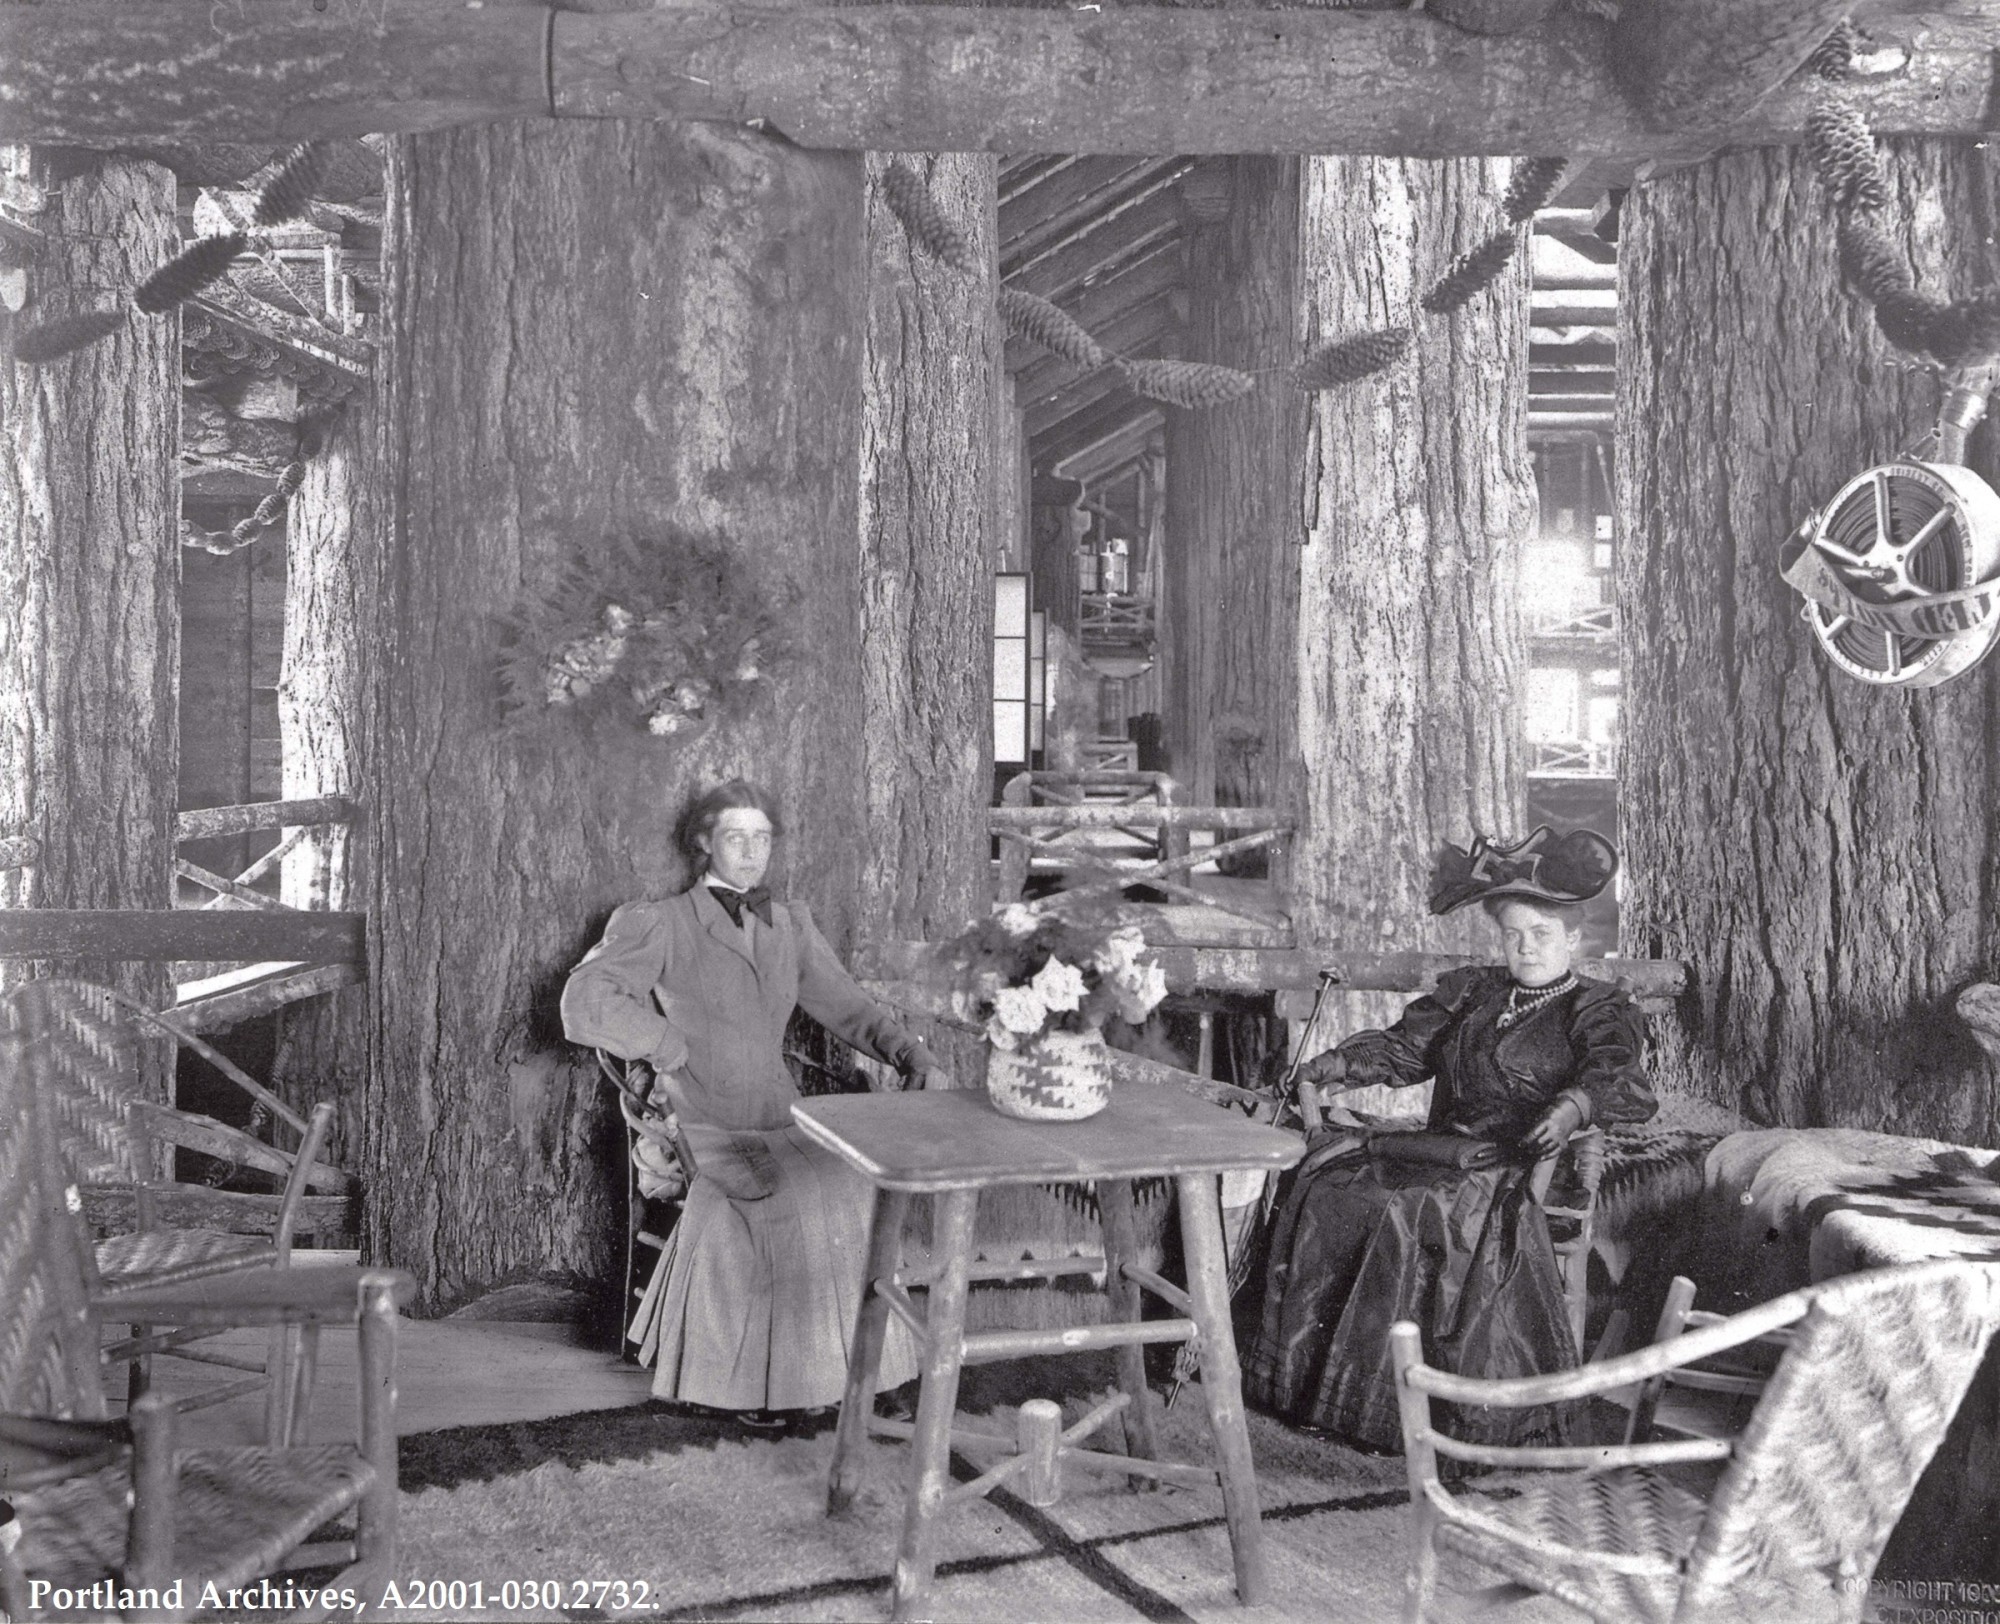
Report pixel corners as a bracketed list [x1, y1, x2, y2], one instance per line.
[1165, 157, 1303, 812]
[1294, 157, 1533, 1051]
[0, 150, 179, 1050]
[370, 124, 871, 1310]
[1619, 145, 2000, 1147]
[272, 398, 375, 1162]
[855, 152, 997, 971]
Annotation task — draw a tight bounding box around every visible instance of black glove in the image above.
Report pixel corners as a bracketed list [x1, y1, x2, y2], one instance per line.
[1521, 1093, 1586, 1160]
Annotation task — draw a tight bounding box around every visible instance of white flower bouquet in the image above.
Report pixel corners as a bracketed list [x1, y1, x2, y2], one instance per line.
[939, 903, 1171, 1053]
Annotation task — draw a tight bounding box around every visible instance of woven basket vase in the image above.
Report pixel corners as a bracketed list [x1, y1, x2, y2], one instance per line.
[986, 1028, 1115, 1121]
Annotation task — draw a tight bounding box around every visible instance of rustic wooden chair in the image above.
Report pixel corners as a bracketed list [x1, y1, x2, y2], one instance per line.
[1296, 1078, 1605, 1353]
[1620, 1273, 1785, 1445]
[1389, 1258, 2000, 1624]
[13, 979, 350, 1443]
[0, 981, 412, 1624]
[593, 1050, 695, 1334]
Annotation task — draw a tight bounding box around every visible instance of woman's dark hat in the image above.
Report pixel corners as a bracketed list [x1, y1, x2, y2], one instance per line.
[1428, 827, 1618, 916]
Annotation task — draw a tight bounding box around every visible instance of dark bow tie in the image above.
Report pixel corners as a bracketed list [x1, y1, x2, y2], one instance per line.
[708, 883, 774, 928]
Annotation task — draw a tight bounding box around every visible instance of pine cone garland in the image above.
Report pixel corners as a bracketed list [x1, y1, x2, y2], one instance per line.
[1502, 158, 1567, 227]
[1804, 103, 1890, 215]
[11, 307, 125, 363]
[1291, 327, 1412, 391]
[1420, 229, 1519, 315]
[1875, 290, 1948, 358]
[997, 287, 1106, 369]
[277, 460, 309, 500]
[1807, 19, 1860, 82]
[1836, 214, 1914, 303]
[253, 144, 333, 228]
[881, 162, 975, 274]
[1118, 358, 1257, 409]
[135, 232, 247, 314]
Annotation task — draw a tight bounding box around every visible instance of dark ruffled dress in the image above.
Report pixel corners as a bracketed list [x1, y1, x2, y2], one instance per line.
[1245, 966, 1656, 1451]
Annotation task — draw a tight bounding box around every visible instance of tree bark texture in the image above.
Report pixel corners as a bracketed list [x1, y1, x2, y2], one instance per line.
[0, 151, 179, 1038]
[1293, 157, 1533, 1055]
[855, 151, 997, 955]
[371, 123, 870, 1310]
[1165, 156, 1303, 814]
[1619, 142, 2000, 1148]
[272, 396, 375, 1166]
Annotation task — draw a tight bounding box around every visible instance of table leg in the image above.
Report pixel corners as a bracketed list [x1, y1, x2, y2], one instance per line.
[828, 1187, 911, 1517]
[890, 1187, 978, 1624]
[1175, 1171, 1268, 1606]
[1097, 1177, 1161, 1477]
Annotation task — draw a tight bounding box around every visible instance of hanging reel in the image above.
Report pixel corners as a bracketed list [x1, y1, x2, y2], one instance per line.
[1783, 370, 2000, 689]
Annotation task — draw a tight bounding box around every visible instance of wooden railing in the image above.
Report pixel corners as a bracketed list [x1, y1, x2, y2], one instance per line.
[992, 771, 1293, 941]
[0, 797, 365, 1033]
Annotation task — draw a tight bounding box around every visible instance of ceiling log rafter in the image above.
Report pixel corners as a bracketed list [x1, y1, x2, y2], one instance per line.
[6, 4, 1990, 155]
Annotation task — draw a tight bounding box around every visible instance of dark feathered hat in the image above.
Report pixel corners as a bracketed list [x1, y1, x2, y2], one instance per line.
[1427, 826, 1618, 916]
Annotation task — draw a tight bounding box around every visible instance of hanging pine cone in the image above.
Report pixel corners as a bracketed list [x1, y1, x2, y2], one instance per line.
[1804, 103, 1890, 215]
[1291, 327, 1412, 391]
[277, 460, 309, 500]
[134, 232, 247, 314]
[253, 144, 334, 228]
[1807, 19, 1861, 82]
[1875, 290, 1949, 358]
[11, 307, 125, 364]
[997, 287, 1106, 369]
[881, 162, 975, 275]
[1501, 158, 1567, 227]
[1118, 358, 1257, 409]
[1835, 214, 1912, 304]
[1420, 229, 1519, 315]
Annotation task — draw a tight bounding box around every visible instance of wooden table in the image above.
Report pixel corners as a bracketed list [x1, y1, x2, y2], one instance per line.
[794, 1084, 1303, 1623]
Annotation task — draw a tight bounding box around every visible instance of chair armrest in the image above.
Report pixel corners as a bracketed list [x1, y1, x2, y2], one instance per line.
[1398, 1281, 1815, 1409]
[0, 1414, 132, 1491]
[129, 1099, 354, 1195]
[95, 1265, 415, 1328]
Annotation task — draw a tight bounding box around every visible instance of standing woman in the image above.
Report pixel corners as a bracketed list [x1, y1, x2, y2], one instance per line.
[1245, 828, 1656, 1451]
[562, 778, 946, 1419]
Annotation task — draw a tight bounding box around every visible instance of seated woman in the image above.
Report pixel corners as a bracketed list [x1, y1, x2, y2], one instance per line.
[561, 778, 946, 1419]
[1245, 827, 1656, 1451]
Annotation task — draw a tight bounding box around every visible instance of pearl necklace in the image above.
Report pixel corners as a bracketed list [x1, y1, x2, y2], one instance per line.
[1495, 972, 1578, 1031]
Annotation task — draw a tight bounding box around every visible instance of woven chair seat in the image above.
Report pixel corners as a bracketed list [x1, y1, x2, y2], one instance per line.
[96, 1228, 276, 1291]
[1438, 1468, 1847, 1624]
[15, 1445, 374, 1596]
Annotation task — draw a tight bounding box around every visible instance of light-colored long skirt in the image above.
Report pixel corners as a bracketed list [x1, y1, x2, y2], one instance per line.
[630, 1123, 919, 1411]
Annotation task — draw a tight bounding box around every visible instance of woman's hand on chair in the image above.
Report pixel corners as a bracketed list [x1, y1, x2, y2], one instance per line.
[1521, 1094, 1585, 1160]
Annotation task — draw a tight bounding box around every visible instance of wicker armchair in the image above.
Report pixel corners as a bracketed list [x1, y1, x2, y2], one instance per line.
[593, 1050, 695, 1336]
[1389, 1258, 2000, 1624]
[0, 982, 413, 1624]
[12, 979, 353, 1443]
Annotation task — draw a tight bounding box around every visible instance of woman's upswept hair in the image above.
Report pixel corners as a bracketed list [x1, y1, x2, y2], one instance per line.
[1480, 893, 1584, 928]
[679, 778, 784, 868]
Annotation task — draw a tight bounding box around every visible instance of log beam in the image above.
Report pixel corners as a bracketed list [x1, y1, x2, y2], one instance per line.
[1614, 0, 1854, 132]
[5, 4, 1993, 156]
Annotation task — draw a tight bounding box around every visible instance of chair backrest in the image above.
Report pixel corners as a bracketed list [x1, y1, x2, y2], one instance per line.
[0, 984, 112, 1420]
[1683, 1259, 2000, 1601]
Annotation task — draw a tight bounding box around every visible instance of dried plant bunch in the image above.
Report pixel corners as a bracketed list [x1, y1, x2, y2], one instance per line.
[496, 533, 800, 740]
